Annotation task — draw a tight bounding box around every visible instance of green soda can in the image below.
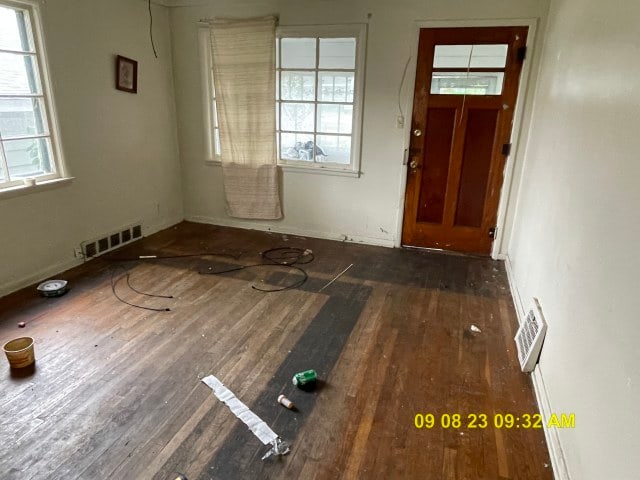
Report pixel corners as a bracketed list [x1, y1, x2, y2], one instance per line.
[292, 369, 317, 387]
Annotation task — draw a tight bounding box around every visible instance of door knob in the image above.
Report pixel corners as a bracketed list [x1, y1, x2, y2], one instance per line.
[413, 129, 422, 137]
[409, 159, 419, 169]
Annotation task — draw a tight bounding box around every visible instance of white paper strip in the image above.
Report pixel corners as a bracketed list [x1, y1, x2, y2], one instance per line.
[201, 374, 279, 445]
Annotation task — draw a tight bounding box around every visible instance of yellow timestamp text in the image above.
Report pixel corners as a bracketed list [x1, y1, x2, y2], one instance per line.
[413, 413, 575, 429]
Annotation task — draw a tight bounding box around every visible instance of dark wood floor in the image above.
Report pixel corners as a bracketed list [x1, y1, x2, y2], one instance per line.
[0, 222, 552, 480]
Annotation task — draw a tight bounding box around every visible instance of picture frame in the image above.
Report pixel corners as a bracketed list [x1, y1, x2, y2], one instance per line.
[115, 55, 137, 93]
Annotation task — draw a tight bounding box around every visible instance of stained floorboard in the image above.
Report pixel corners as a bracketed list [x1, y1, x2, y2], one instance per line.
[0, 222, 552, 479]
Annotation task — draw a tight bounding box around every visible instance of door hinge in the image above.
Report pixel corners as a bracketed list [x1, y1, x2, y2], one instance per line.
[502, 143, 512, 156]
[517, 47, 527, 63]
[489, 227, 497, 239]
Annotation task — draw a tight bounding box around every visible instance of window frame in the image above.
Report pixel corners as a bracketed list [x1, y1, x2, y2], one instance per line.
[198, 27, 220, 163]
[199, 24, 366, 176]
[0, 0, 67, 193]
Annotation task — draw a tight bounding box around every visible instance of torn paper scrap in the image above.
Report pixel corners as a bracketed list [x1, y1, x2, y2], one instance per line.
[201, 374, 290, 459]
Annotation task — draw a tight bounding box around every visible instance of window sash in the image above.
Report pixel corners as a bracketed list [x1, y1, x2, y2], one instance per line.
[0, 0, 64, 190]
[275, 26, 364, 172]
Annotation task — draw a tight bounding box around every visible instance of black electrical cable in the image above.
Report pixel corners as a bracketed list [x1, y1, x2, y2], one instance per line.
[110, 266, 171, 312]
[148, 0, 158, 58]
[200, 247, 314, 292]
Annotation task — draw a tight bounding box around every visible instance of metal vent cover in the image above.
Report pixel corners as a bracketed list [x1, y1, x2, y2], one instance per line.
[81, 223, 142, 259]
[515, 298, 548, 372]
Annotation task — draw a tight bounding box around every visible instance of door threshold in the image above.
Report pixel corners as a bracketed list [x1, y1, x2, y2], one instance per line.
[401, 244, 490, 259]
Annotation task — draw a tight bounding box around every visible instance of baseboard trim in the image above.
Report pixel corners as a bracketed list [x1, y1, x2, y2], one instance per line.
[0, 216, 184, 299]
[185, 214, 396, 248]
[531, 365, 571, 480]
[504, 254, 571, 480]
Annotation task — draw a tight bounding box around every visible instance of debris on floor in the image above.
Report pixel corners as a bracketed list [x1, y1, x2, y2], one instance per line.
[277, 394, 295, 410]
[470, 324, 482, 333]
[18, 322, 25, 328]
[201, 374, 290, 460]
[292, 369, 317, 390]
[319, 264, 354, 292]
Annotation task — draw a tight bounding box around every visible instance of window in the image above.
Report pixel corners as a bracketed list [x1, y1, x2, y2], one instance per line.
[430, 44, 508, 96]
[200, 25, 366, 174]
[277, 25, 365, 172]
[0, 1, 65, 191]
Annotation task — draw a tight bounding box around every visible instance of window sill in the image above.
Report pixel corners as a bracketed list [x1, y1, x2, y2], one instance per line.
[0, 177, 75, 200]
[204, 160, 361, 178]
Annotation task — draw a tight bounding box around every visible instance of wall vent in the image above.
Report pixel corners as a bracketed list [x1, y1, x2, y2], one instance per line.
[515, 298, 548, 372]
[81, 223, 142, 259]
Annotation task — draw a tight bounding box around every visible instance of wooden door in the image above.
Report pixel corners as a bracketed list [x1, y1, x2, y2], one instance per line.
[402, 27, 528, 254]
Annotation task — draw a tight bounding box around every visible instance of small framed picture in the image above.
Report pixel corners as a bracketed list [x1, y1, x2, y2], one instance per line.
[115, 55, 138, 93]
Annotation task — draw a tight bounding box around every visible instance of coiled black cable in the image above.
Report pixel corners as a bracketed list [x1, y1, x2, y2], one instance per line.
[110, 265, 172, 312]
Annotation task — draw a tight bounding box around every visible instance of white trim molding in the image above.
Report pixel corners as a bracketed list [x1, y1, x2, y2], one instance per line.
[185, 214, 395, 248]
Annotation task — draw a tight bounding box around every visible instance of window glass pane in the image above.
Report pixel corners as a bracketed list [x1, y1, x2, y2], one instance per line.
[280, 38, 316, 69]
[0, 98, 48, 138]
[433, 44, 508, 69]
[281, 71, 315, 101]
[316, 135, 351, 164]
[317, 104, 352, 134]
[319, 38, 356, 69]
[318, 72, 354, 103]
[0, 53, 40, 94]
[280, 133, 314, 161]
[4, 137, 53, 178]
[0, 159, 5, 181]
[0, 6, 33, 52]
[214, 127, 220, 155]
[281, 103, 314, 132]
[430, 72, 504, 95]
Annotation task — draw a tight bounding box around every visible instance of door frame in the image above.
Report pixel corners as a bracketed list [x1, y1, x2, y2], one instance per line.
[394, 18, 539, 259]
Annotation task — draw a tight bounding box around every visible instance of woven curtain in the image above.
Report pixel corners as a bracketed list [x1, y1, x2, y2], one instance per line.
[209, 16, 282, 220]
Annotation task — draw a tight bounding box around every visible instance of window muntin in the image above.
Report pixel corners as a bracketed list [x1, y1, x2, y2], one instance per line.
[0, 2, 63, 189]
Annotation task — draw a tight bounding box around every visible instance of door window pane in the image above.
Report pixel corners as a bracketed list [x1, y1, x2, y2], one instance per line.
[280, 38, 316, 69]
[433, 44, 508, 68]
[4, 137, 53, 178]
[0, 98, 48, 138]
[431, 72, 504, 95]
[317, 104, 352, 134]
[0, 53, 40, 94]
[281, 71, 315, 101]
[280, 133, 314, 161]
[316, 135, 351, 164]
[319, 38, 356, 69]
[281, 103, 314, 132]
[318, 72, 354, 102]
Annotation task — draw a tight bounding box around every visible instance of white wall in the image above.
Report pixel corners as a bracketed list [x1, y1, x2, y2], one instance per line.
[0, 0, 182, 296]
[507, 0, 640, 477]
[170, 0, 548, 247]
